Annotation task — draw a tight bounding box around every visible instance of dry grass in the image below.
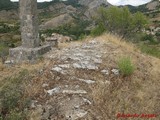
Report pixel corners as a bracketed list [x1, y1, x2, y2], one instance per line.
[88, 34, 160, 119]
[0, 59, 47, 81]
[57, 34, 160, 119]
[0, 33, 160, 119]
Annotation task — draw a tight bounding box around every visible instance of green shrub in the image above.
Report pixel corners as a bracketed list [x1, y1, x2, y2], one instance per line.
[79, 33, 87, 40]
[142, 34, 158, 44]
[91, 23, 106, 36]
[0, 70, 31, 119]
[118, 57, 135, 76]
[93, 6, 148, 38]
[5, 110, 27, 120]
[140, 45, 160, 58]
[0, 22, 20, 34]
[0, 44, 9, 64]
[155, 32, 160, 37]
[40, 18, 90, 40]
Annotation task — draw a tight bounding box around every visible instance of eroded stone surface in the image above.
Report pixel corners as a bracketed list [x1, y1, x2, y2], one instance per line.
[31, 39, 121, 119]
[46, 39, 104, 72]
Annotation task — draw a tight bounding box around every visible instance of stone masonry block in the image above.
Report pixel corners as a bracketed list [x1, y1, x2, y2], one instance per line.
[9, 45, 51, 63]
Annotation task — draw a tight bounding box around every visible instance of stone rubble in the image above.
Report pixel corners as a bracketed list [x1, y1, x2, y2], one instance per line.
[111, 68, 120, 75]
[51, 66, 66, 74]
[31, 39, 122, 119]
[4, 60, 14, 64]
[58, 64, 70, 68]
[78, 78, 95, 84]
[47, 87, 61, 95]
[62, 90, 87, 94]
[42, 83, 49, 88]
[66, 109, 88, 120]
[82, 98, 92, 105]
[101, 69, 109, 75]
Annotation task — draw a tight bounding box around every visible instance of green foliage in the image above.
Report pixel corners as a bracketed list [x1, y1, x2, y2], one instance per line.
[63, 0, 82, 7]
[155, 32, 160, 37]
[118, 57, 135, 76]
[0, 43, 9, 64]
[0, 70, 31, 120]
[141, 34, 158, 44]
[38, 55, 44, 61]
[133, 12, 148, 31]
[91, 23, 106, 36]
[0, 22, 20, 34]
[4, 110, 27, 120]
[38, 2, 54, 9]
[38, 0, 81, 9]
[79, 33, 87, 40]
[94, 6, 148, 38]
[0, 0, 17, 10]
[140, 45, 160, 58]
[41, 19, 90, 40]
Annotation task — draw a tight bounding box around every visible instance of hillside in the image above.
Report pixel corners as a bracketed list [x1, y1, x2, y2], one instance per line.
[129, 0, 160, 28]
[0, 0, 159, 29]
[0, 0, 160, 119]
[0, 33, 160, 119]
[0, 0, 159, 52]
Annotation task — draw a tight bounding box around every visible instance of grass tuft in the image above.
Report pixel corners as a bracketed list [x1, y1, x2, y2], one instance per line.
[118, 57, 135, 76]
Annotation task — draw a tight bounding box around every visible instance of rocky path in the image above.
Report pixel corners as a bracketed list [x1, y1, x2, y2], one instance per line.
[30, 39, 120, 120]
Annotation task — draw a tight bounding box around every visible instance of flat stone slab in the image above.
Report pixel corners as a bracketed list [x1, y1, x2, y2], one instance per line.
[62, 90, 87, 94]
[9, 45, 51, 63]
[46, 85, 87, 95]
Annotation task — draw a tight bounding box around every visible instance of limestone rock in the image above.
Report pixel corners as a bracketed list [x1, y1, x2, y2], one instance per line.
[62, 90, 87, 94]
[51, 66, 66, 74]
[78, 78, 95, 84]
[111, 69, 119, 75]
[101, 69, 109, 75]
[47, 87, 61, 95]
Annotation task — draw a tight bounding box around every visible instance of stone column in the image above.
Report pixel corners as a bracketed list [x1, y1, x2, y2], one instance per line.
[9, 0, 51, 63]
[20, 0, 39, 48]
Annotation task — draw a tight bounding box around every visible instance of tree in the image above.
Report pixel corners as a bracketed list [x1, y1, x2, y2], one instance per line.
[93, 6, 148, 38]
[132, 12, 148, 32]
[0, 0, 17, 10]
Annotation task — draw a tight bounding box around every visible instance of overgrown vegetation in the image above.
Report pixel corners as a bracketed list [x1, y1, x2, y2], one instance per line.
[0, 22, 19, 34]
[92, 6, 160, 59]
[141, 34, 158, 44]
[0, 0, 17, 11]
[41, 19, 91, 40]
[0, 70, 31, 120]
[92, 6, 148, 38]
[118, 57, 135, 76]
[0, 43, 9, 64]
[140, 44, 160, 58]
[38, 0, 81, 9]
[91, 23, 106, 36]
